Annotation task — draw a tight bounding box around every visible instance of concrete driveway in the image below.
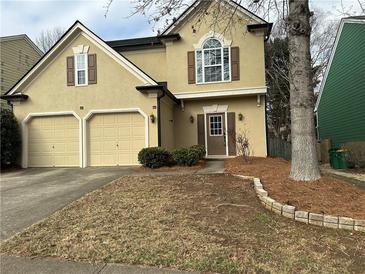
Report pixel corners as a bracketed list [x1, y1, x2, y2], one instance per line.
[0, 167, 134, 240]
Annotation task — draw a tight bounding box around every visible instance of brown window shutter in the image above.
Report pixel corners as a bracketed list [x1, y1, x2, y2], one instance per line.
[197, 114, 205, 146]
[227, 112, 237, 156]
[187, 51, 195, 84]
[66, 56, 75, 86]
[88, 54, 97, 84]
[231, 47, 240, 81]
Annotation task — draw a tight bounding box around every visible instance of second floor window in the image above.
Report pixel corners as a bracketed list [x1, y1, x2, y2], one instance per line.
[196, 38, 230, 84]
[75, 53, 87, 86]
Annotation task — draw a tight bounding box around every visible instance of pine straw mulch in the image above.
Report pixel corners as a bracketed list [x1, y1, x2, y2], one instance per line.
[225, 157, 365, 219]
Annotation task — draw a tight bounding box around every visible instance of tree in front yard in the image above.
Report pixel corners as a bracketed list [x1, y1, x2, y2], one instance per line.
[1, 109, 21, 167]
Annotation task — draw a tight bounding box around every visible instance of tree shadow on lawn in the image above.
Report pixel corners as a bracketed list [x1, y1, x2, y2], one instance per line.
[1, 174, 364, 273]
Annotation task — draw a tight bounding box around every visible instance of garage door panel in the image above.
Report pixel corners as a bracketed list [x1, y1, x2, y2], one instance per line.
[28, 115, 79, 167]
[132, 127, 145, 136]
[88, 112, 145, 166]
[29, 154, 54, 167]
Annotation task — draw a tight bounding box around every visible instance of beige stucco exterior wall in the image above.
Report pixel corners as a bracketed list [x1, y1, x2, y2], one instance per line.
[123, 48, 167, 82]
[117, 7, 266, 94]
[12, 33, 159, 148]
[165, 10, 266, 94]
[159, 96, 175, 149]
[173, 96, 267, 157]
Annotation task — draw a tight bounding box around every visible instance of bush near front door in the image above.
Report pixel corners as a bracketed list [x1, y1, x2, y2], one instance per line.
[138, 145, 206, 168]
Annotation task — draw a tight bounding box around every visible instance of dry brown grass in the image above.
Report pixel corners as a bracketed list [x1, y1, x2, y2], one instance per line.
[1, 174, 364, 273]
[225, 157, 365, 219]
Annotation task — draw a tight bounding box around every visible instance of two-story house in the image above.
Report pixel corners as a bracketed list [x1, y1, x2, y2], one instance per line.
[0, 34, 43, 109]
[2, 0, 271, 168]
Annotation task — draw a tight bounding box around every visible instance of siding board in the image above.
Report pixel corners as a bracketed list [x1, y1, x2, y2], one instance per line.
[317, 22, 365, 148]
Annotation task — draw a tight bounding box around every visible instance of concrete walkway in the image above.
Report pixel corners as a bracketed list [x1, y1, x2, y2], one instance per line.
[196, 159, 225, 174]
[320, 164, 365, 188]
[0, 255, 197, 274]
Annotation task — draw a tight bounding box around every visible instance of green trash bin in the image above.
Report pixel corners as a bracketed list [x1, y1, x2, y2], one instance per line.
[329, 149, 348, 169]
[329, 149, 339, 169]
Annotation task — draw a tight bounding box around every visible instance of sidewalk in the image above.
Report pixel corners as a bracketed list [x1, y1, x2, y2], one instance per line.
[320, 164, 365, 188]
[135, 160, 225, 177]
[0, 255, 197, 274]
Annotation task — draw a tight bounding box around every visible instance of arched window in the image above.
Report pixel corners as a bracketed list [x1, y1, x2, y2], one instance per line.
[196, 38, 230, 83]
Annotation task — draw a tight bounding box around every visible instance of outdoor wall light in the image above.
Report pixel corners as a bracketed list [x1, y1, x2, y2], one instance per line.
[189, 115, 194, 123]
[150, 114, 155, 123]
[238, 113, 244, 121]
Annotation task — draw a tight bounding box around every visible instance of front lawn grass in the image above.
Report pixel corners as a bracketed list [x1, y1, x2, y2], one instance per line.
[1, 174, 364, 273]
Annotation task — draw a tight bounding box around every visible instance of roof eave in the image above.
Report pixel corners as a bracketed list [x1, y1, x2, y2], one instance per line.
[136, 85, 180, 104]
[247, 23, 273, 41]
[0, 94, 29, 101]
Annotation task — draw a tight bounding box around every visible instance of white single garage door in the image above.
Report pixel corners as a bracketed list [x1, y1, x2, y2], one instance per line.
[28, 115, 80, 167]
[87, 112, 145, 166]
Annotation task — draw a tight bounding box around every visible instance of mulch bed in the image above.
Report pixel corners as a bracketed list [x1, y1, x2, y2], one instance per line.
[134, 160, 205, 173]
[225, 157, 365, 219]
[1, 174, 364, 273]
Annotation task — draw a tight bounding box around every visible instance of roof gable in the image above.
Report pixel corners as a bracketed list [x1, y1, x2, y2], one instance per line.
[162, 0, 267, 35]
[6, 21, 158, 96]
[0, 34, 43, 56]
[315, 17, 365, 111]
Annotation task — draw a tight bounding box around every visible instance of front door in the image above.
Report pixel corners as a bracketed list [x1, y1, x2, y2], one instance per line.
[206, 113, 226, 155]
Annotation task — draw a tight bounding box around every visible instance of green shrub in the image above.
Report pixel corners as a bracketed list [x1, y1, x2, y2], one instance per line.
[1, 109, 21, 167]
[138, 147, 172, 168]
[342, 141, 365, 168]
[172, 147, 200, 166]
[190, 144, 206, 159]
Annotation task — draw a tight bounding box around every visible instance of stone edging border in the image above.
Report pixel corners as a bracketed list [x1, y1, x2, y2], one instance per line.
[233, 174, 365, 232]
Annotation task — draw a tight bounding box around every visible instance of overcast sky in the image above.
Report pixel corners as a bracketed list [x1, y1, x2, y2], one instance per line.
[0, 0, 363, 43]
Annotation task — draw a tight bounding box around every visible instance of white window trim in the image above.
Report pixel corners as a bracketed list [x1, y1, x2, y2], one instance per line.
[75, 53, 88, 86]
[209, 114, 224, 136]
[195, 39, 231, 85]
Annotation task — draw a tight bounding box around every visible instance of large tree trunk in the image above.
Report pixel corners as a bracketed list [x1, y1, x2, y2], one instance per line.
[288, 0, 321, 181]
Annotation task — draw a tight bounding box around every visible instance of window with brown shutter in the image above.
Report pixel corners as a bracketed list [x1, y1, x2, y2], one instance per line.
[66, 56, 75, 86]
[187, 51, 195, 84]
[197, 114, 205, 146]
[88, 54, 97, 84]
[227, 112, 237, 155]
[231, 47, 240, 81]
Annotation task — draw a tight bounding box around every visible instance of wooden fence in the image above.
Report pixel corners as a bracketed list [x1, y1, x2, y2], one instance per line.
[268, 137, 292, 160]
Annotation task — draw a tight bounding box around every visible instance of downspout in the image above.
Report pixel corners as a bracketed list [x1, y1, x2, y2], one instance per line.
[157, 90, 165, 147]
[265, 94, 269, 157]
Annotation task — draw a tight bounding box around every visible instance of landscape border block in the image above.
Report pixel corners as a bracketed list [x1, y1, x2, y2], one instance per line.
[354, 219, 365, 232]
[309, 213, 324, 226]
[282, 205, 295, 219]
[323, 215, 339, 229]
[234, 175, 363, 232]
[339, 217, 354, 230]
[295, 211, 309, 224]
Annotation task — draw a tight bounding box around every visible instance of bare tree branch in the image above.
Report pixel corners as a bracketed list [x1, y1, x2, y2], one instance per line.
[35, 27, 65, 53]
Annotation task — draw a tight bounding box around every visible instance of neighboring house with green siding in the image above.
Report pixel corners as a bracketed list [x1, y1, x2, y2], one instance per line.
[315, 16, 365, 148]
[0, 34, 43, 109]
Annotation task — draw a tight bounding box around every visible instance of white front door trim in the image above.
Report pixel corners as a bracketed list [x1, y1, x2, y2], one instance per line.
[82, 108, 149, 167]
[21, 111, 83, 168]
[203, 105, 229, 157]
